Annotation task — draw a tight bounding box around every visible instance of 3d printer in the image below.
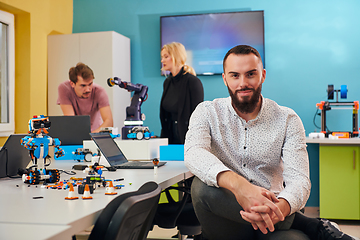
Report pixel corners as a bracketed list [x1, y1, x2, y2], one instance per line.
[316, 84, 359, 138]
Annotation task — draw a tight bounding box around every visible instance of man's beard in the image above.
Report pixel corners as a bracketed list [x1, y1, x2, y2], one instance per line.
[227, 84, 262, 114]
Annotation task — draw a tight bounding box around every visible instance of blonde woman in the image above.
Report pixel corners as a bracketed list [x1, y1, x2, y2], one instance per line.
[160, 42, 204, 144]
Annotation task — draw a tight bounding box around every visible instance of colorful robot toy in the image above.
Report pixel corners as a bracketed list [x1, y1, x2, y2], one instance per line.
[20, 115, 64, 184]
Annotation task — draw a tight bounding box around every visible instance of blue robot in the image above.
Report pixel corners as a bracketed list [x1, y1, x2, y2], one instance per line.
[20, 115, 64, 184]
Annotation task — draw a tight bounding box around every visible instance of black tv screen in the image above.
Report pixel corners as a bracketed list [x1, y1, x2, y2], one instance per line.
[160, 11, 265, 75]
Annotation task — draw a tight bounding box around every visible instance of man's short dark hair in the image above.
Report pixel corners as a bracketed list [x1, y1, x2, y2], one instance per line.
[223, 45, 263, 72]
[69, 62, 94, 83]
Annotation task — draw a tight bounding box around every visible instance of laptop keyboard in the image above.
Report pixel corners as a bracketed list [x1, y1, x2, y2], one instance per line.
[115, 162, 150, 168]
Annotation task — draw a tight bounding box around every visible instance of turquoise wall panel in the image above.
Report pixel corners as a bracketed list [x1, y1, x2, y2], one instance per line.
[73, 0, 360, 207]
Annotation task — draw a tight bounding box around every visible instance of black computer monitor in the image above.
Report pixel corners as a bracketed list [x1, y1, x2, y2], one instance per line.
[0, 134, 30, 178]
[47, 115, 91, 145]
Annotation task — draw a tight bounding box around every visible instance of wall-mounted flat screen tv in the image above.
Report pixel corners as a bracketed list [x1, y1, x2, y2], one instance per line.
[160, 11, 265, 76]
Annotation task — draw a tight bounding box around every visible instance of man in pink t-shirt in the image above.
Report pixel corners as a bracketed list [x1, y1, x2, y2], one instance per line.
[57, 62, 113, 132]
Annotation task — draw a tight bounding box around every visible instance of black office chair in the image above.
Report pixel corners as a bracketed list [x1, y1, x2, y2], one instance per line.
[88, 181, 161, 240]
[152, 177, 202, 240]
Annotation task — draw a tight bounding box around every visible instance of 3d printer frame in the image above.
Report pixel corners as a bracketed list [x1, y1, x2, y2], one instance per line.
[316, 84, 359, 138]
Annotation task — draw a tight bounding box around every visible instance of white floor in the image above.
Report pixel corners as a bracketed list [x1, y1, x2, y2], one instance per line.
[147, 207, 360, 239]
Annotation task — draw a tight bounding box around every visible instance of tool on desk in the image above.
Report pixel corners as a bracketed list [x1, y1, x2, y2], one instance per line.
[105, 181, 117, 195]
[153, 158, 159, 175]
[100, 127, 120, 138]
[33, 196, 44, 199]
[90, 132, 166, 169]
[72, 164, 88, 171]
[78, 164, 106, 194]
[65, 183, 78, 200]
[114, 178, 124, 181]
[72, 148, 94, 162]
[308, 132, 325, 139]
[82, 184, 93, 200]
[106, 166, 117, 171]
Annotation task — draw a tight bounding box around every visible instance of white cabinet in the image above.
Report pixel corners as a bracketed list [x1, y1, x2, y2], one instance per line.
[47, 31, 131, 130]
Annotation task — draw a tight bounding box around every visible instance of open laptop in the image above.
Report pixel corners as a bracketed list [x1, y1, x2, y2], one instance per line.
[47, 115, 91, 145]
[0, 134, 30, 178]
[90, 132, 166, 169]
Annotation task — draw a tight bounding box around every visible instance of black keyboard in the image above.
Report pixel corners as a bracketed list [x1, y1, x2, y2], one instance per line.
[115, 162, 151, 168]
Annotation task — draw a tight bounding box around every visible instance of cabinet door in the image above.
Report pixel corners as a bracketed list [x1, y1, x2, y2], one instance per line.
[319, 145, 360, 219]
[47, 32, 131, 130]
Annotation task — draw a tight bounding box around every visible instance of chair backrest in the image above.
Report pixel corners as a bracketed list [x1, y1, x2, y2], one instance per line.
[153, 177, 192, 228]
[89, 181, 161, 240]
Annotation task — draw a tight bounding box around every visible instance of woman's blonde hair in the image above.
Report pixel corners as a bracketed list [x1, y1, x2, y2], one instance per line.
[161, 42, 196, 76]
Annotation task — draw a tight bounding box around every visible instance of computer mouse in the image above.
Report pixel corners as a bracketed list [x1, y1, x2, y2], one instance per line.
[107, 166, 117, 172]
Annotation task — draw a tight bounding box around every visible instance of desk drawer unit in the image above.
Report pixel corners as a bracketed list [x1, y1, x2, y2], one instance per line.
[319, 145, 360, 220]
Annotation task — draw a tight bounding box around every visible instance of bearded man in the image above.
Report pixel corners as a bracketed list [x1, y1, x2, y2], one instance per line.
[184, 45, 357, 240]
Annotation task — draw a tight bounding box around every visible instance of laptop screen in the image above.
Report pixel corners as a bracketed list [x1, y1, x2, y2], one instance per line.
[90, 132, 127, 166]
[47, 115, 91, 145]
[0, 134, 30, 178]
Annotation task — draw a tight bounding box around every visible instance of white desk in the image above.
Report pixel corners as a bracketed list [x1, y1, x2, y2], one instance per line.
[0, 160, 192, 240]
[0, 223, 71, 240]
[306, 137, 360, 145]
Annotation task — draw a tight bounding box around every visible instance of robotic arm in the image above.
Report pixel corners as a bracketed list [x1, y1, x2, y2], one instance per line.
[107, 77, 153, 140]
[108, 77, 148, 122]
